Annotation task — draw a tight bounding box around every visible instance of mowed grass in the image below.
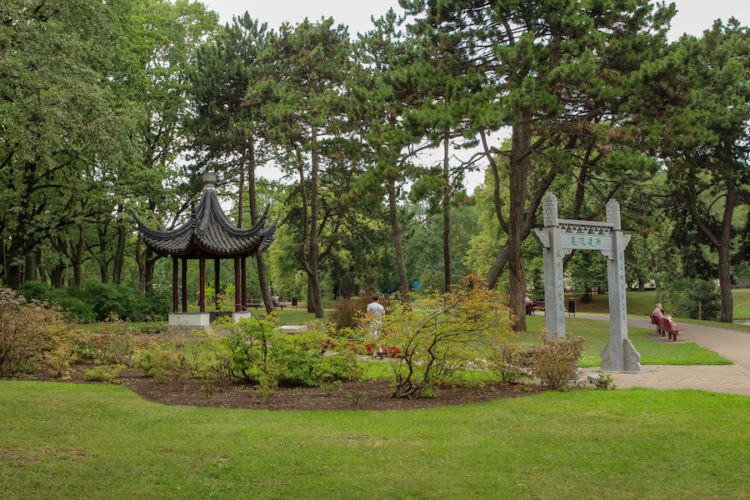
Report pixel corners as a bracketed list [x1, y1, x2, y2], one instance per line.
[569, 288, 750, 319]
[520, 317, 730, 367]
[1, 381, 748, 499]
[734, 288, 750, 318]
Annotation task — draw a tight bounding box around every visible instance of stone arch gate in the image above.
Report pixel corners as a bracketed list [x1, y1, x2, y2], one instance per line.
[533, 192, 641, 373]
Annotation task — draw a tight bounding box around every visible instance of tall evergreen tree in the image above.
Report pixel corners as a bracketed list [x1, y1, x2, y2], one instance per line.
[187, 13, 276, 312]
[401, 0, 673, 329]
[250, 18, 354, 317]
[647, 20, 750, 322]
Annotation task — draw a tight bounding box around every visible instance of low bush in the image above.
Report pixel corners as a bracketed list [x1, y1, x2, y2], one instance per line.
[132, 336, 225, 381]
[531, 332, 585, 390]
[590, 369, 615, 390]
[18, 281, 95, 322]
[219, 315, 362, 396]
[0, 288, 84, 378]
[490, 343, 531, 384]
[382, 278, 516, 399]
[84, 364, 125, 383]
[75, 282, 169, 322]
[16, 281, 168, 322]
[328, 298, 365, 330]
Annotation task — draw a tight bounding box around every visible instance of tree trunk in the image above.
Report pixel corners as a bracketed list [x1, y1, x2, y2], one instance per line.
[238, 164, 245, 228]
[307, 279, 314, 313]
[145, 249, 157, 293]
[387, 177, 409, 301]
[113, 206, 126, 285]
[50, 264, 65, 288]
[688, 178, 736, 323]
[442, 134, 452, 292]
[97, 228, 109, 284]
[717, 181, 736, 323]
[247, 142, 274, 314]
[508, 118, 531, 331]
[307, 129, 324, 317]
[137, 236, 146, 294]
[6, 262, 21, 290]
[24, 252, 37, 283]
[73, 225, 85, 287]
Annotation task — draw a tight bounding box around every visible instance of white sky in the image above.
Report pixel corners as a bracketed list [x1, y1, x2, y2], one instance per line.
[199, 0, 750, 193]
[201, 0, 749, 41]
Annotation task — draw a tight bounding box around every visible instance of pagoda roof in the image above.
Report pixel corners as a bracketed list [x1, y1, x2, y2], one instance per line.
[136, 174, 278, 259]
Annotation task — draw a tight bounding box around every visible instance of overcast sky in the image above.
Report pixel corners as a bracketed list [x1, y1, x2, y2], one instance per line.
[198, 0, 749, 193]
[200, 0, 749, 41]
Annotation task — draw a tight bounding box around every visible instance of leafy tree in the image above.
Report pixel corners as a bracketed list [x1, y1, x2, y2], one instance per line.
[401, 0, 674, 329]
[0, 0, 135, 289]
[249, 18, 354, 317]
[187, 13, 275, 311]
[653, 21, 750, 322]
[350, 10, 431, 301]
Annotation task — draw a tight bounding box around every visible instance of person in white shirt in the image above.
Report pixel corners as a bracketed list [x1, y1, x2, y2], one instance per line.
[367, 295, 385, 318]
[367, 295, 386, 357]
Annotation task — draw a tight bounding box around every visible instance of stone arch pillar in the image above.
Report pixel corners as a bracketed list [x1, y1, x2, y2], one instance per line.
[534, 192, 641, 373]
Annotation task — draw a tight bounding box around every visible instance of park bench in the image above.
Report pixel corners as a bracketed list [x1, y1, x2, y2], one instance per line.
[526, 300, 545, 315]
[649, 313, 665, 336]
[650, 313, 684, 341]
[244, 299, 262, 309]
[531, 300, 545, 314]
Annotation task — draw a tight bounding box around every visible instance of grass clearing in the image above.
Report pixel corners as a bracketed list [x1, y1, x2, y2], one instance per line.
[521, 317, 730, 366]
[732, 288, 750, 318]
[0, 381, 748, 498]
[566, 289, 750, 319]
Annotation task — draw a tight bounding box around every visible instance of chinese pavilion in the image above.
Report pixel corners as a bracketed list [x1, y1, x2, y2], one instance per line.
[136, 172, 277, 326]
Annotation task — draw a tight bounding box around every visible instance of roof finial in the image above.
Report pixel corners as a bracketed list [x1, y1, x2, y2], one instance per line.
[203, 171, 216, 191]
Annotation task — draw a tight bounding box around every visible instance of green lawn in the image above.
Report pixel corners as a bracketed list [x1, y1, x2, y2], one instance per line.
[1, 381, 748, 499]
[568, 288, 750, 319]
[734, 288, 750, 318]
[275, 308, 327, 325]
[521, 316, 730, 367]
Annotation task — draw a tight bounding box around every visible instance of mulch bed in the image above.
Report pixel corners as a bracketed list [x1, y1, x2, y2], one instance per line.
[15, 365, 546, 411]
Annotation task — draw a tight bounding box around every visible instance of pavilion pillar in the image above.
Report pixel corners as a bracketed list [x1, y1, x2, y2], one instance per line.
[215, 259, 220, 311]
[172, 257, 178, 313]
[241, 257, 247, 311]
[234, 257, 241, 312]
[181, 258, 187, 312]
[199, 257, 206, 313]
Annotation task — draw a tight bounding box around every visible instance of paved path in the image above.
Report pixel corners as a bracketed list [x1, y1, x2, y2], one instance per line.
[572, 313, 750, 396]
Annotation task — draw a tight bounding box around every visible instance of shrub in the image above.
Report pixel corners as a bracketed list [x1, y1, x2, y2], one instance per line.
[329, 298, 366, 330]
[662, 278, 721, 320]
[84, 364, 125, 383]
[218, 315, 362, 395]
[490, 343, 531, 384]
[531, 332, 585, 390]
[0, 288, 84, 378]
[132, 336, 225, 381]
[53, 295, 96, 322]
[17, 281, 95, 322]
[382, 278, 516, 399]
[17, 281, 168, 322]
[590, 369, 615, 390]
[68, 282, 168, 322]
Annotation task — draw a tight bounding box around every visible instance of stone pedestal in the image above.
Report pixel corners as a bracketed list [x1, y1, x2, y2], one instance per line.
[279, 325, 308, 334]
[232, 312, 253, 323]
[169, 312, 211, 327]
